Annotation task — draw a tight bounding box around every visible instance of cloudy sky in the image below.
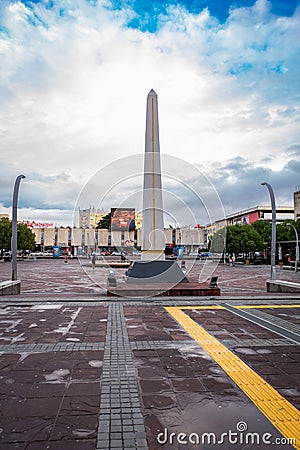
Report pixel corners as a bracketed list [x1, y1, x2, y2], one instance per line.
[0, 0, 299, 226]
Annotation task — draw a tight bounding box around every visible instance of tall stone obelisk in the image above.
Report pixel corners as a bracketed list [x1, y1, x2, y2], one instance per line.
[142, 89, 165, 260]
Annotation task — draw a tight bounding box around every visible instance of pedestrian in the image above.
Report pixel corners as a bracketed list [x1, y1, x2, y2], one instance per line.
[92, 252, 96, 270]
[229, 255, 232, 266]
[232, 253, 236, 267]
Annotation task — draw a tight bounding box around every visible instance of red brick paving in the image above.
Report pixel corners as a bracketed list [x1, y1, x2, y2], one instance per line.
[1, 257, 299, 296]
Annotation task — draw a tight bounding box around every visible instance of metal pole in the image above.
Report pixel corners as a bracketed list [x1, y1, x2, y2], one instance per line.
[261, 182, 276, 280]
[11, 175, 26, 281]
[287, 223, 299, 272]
[217, 233, 226, 263]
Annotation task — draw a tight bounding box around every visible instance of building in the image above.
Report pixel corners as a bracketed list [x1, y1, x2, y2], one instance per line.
[78, 208, 107, 228]
[206, 205, 295, 243]
[29, 225, 206, 255]
[294, 187, 300, 221]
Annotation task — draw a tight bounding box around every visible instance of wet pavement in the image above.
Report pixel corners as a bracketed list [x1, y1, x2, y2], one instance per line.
[0, 259, 300, 449]
[1, 257, 300, 297]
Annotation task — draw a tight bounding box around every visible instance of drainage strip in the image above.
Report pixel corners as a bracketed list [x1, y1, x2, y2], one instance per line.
[239, 307, 300, 335]
[96, 303, 148, 450]
[223, 303, 300, 345]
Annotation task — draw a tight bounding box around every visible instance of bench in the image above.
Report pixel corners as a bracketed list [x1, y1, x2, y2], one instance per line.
[267, 280, 300, 293]
[0, 280, 21, 295]
[209, 276, 218, 288]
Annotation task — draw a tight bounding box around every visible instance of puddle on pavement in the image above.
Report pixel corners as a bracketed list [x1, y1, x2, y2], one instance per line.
[31, 305, 63, 310]
[234, 348, 257, 355]
[88, 360, 102, 368]
[44, 368, 70, 383]
[148, 395, 289, 449]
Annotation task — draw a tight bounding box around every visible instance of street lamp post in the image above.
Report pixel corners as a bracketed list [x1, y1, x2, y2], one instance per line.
[217, 233, 226, 264]
[287, 223, 299, 272]
[261, 182, 276, 280]
[11, 175, 26, 281]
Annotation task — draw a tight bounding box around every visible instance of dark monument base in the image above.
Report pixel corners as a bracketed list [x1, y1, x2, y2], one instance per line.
[107, 260, 220, 297]
[124, 260, 188, 284]
[107, 282, 220, 298]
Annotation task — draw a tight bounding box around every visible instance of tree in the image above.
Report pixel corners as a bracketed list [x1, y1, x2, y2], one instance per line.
[0, 219, 35, 257]
[276, 220, 296, 242]
[276, 220, 300, 261]
[251, 220, 272, 244]
[0, 218, 12, 258]
[17, 223, 36, 251]
[210, 227, 226, 254]
[226, 224, 263, 255]
[96, 212, 111, 229]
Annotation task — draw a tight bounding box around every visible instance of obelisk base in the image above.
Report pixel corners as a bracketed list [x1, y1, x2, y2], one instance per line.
[141, 250, 165, 261]
[125, 260, 188, 284]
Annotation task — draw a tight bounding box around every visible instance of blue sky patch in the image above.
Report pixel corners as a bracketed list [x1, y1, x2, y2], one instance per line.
[17, 0, 300, 32]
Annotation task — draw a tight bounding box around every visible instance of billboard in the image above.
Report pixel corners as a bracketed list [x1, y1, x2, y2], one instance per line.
[111, 208, 135, 231]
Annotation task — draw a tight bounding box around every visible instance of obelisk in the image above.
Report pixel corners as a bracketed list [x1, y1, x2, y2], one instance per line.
[142, 89, 165, 260]
[124, 90, 188, 285]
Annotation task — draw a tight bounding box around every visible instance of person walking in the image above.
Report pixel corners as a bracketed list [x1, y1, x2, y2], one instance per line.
[91, 252, 96, 270]
[232, 253, 236, 267]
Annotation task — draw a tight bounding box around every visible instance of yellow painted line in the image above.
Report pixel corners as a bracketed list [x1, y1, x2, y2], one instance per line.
[237, 304, 300, 309]
[166, 306, 300, 449]
[179, 305, 225, 310]
[179, 304, 300, 311]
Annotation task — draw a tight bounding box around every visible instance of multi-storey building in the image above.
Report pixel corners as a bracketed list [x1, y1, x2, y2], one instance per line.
[206, 205, 294, 243]
[30, 225, 206, 255]
[294, 187, 300, 221]
[78, 208, 107, 228]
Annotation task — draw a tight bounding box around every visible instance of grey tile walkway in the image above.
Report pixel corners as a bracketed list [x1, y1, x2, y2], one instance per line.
[97, 304, 148, 450]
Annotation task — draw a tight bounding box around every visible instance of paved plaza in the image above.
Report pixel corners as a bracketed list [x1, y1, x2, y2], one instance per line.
[0, 258, 300, 449]
[1, 257, 300, 297]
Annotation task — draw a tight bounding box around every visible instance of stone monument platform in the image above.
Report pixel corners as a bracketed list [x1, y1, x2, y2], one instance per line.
[107, 282, 220, 297]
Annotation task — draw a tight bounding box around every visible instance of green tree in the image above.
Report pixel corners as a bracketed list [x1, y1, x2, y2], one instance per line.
[0, 219, 35, 257]
[276, 220, 300, 261]
[251, 220, 272, 244]
[17, 223, 36, 251]
[276, 220, 296, 242]
[96, 212, 111, 229]
[0, 218, 12, 257]
[226, 224, 263, 255]
[210, 227, 226, 253]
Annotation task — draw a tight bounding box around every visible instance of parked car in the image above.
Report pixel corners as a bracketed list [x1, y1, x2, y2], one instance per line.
[200, 252, 211, 258]
[3, 251, 11, 261]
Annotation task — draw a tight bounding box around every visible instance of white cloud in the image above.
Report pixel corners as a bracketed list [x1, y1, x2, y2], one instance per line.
[0, 0, 299, 225]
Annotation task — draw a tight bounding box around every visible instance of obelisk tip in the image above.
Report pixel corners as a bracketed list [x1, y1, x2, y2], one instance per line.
[148, 89, 157, 96]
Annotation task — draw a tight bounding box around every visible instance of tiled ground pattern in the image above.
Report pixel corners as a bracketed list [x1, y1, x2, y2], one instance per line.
[0, 306, 107, 449]
[0, 305, 107, 344]
[185, 308, 300, 409]
[124, 306, 191, 343]
[0, 303, 299, 449]
[97, 304, 148, 450]
[124, 306, 295, 450]
[262, 307, 300, 327]
[1, 258, 300, 296]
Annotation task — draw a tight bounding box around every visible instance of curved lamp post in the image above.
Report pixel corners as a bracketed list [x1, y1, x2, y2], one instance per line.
[261, 182, 276, 280]
[287, 223, 299, 272]
[11, 175, 26, 281]
[217, 233, 226, 264]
